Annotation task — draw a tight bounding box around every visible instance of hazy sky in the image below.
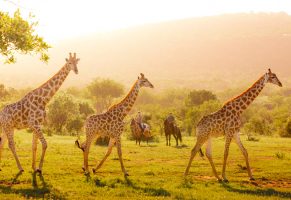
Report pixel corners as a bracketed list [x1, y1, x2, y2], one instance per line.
[2, 0, 291, 42]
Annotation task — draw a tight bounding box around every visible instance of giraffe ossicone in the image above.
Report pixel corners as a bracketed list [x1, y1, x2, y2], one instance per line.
[184, 68, 282, 182]
[76, 73, 154, 175]
[0, 53, 80, 173]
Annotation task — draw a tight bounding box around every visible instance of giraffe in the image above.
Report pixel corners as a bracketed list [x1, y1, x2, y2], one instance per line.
[75, 73, 154, 175]
[184, 69, 282, 182]
[0, 53, 80, 173]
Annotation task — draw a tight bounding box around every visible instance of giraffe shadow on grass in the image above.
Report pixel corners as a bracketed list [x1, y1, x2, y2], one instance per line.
[0, 172, 66, 199]
[90, 176, 171, 197]
[221, 182, 291, 199]
[124, 177, 171, 197]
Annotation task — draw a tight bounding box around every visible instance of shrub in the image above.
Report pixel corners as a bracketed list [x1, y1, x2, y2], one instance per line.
[279, 117, 291, 138]
[46, 93, 79, 135]
[66, 116, 84, 136]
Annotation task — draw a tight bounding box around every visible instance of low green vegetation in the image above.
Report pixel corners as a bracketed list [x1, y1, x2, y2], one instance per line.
[0, 77, 291, 140]
[0, 132, 290, 199]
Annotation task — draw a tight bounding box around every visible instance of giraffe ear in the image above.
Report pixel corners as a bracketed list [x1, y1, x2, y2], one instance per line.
[268, 68, 272, 73]
[138, 76, 140, 79]
[66, 58, 69, 62]
[140, 73, 144, 78]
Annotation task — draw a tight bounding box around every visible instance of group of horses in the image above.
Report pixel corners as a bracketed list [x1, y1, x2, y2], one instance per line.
[130, 114, 182, 146]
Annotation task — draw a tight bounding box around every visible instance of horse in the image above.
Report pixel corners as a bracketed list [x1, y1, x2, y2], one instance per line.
[164, 115, 182, 146]
[130, 118, 151, 145]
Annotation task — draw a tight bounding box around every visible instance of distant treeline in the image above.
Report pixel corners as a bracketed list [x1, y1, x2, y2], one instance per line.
[0, 78, 290, 138]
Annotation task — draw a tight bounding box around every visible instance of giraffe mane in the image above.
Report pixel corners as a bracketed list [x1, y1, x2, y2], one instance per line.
[223, 74, 264, 105]
[107, 80, 138, 111]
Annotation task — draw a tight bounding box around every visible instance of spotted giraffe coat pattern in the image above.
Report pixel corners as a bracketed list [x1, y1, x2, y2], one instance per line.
[0, 53, 80, 173]
[76, 73, 154, 175]
[184, 69, 282, 181]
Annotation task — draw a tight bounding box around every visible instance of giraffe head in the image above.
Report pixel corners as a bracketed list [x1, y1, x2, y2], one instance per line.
[265, 68, 282, 87]
[137, 73, 154, 88]
[65, 53, 80, 74]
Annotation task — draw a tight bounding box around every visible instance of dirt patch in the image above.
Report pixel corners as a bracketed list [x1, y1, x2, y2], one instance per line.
[193, 175, 217, 181]
[242, 177, 291, 189]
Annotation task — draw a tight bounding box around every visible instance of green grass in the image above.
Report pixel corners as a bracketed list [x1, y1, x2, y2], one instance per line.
[0, 131, 291, 199]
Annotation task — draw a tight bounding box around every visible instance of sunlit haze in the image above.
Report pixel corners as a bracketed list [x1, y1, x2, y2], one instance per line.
[3, 0, 291, 42]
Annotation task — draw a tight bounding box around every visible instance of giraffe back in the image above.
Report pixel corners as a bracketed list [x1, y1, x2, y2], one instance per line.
[1, 94, 46, 129]
[85, 111, 124, 138]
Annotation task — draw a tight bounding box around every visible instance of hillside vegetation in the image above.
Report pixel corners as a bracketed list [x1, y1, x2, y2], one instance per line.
[1, 13, 291, 89]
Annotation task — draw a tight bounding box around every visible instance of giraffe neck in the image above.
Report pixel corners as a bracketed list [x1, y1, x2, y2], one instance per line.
[32, 64, 71, 105]
[226, 74, 266, 113]
[108, 80, 140, 118]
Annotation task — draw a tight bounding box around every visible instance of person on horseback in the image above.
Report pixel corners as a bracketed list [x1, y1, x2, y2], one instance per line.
[135, 111, 145, 132]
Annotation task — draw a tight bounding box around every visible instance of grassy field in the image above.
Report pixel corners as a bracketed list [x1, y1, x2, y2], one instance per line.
[0, 131, 290, 199]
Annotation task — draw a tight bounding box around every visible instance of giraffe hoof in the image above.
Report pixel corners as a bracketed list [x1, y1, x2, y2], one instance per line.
[92, 168, 96, 174]
[36, 169, 42, 174]
[223, 179, 229, 183]
[217, 178, 223, 182]
[250, 177, 255, 181]
[19, 169, 24, 173]
[82, 167, 85, 172]
[124, 172, 129, 177]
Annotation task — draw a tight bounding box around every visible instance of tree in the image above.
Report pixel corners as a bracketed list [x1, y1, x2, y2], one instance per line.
[47, 93, 79, 134]
[66, 116, 84, 136]
[87, 79, 124, 112]
[0, 84, 10, 100]
[78, 101, 94, 118]
[186, 90, 217, 106]
[279, 117, 291, 138]
[184, 100, 221, 135]
[243, 117, 272, 136]
[0, 9, 49, 63]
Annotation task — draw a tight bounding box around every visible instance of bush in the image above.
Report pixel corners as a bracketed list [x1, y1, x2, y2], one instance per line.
[78, 101, 95, 118]
[46, 93, 79, 134]
[66, 116, 84, 136]
[186, 90, 217, 106]
[243, 117, 272, 136]
[95, 137, 110, 146]
[279, 118, 291, 138]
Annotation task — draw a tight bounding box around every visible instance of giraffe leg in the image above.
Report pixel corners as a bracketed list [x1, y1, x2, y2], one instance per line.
[205, 138, 221, 181]
[234, 132, 254, 180]
[222, 136, 232, 182]
[6, 129, 24, 172]
[33, 127, 47, 173]
[93, 138, 115, 173]
[32, 133, 38, 171]
[166, 134, 168, 146]
[83, 136, 93, 173]
[169, 134, 171, 146]
[184, 137, 206, 176]
[116, 137, 128, 176]
[0, 132, 7, 163]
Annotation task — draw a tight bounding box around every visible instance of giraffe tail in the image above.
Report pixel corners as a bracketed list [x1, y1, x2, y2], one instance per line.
[75, 140, 84, 152]
[199, 148, 204, 157]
